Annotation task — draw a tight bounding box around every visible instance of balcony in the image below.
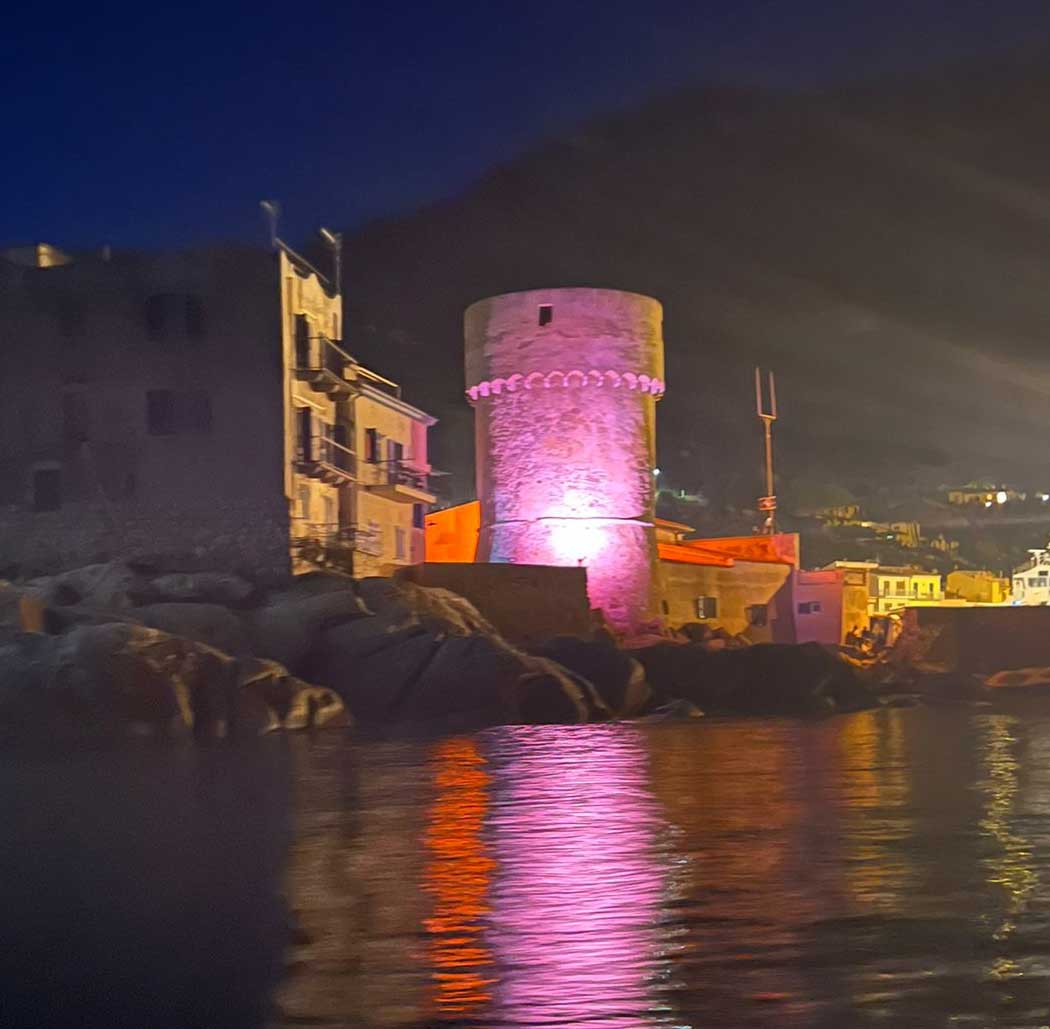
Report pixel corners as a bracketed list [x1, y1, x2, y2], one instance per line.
[294, 435, 357, 485]
[293, 335, 355, 398]
[365, 459, 436, 504]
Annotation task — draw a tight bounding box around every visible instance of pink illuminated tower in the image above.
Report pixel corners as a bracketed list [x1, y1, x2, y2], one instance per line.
[464, 288, 665, 633]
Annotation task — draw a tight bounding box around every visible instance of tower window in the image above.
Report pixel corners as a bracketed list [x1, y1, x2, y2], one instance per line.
[538, 304, 553, 327]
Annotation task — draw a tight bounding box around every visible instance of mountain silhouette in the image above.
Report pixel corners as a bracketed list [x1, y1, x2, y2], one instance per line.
[343, 56, 1050, 506]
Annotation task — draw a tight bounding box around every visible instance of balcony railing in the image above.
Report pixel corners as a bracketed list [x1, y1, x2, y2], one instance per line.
[294, 335, 355, 397]
[295, 434, 357, 484]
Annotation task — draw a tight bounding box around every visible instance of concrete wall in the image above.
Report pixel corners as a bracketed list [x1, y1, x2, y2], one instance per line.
[904, 606, 1050, 673]
[398, 562, 591, 646]
[0, 248, 290, 579]
[657, 559, 794, 640]
[465, 288, 664, 633]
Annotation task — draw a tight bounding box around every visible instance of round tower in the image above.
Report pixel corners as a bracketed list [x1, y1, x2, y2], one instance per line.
[464, 288, 665, 632]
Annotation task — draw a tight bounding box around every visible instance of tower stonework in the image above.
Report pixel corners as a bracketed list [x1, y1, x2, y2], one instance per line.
[464, 288, 665, 632]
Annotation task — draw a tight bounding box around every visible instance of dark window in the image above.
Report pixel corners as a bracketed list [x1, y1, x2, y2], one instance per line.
[146, 390, 176, 435]
[660, 599, 670, 616]
[365, 428, 379, 463]
[538, 304, 553, 327]
[747, 604, 768, 627]
[295, 314, 310, 367]
[145, 295, 168, 339]
[696, 596, 718, 619]
[62, 392, 89, 443]
[185, 296, 205, 339]
[297, 408, 313, 462]
[146, 294, 204, 340]
[798, 601, 823, 615]
[32, 468, 61, 512]
[387, 438, 404, 465]
[412, 503, 425, 529]
[181, 390, 212, 433]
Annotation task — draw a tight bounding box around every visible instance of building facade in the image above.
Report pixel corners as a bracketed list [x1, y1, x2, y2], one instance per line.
[1012, 546, 1050, 605]
[0, 241, 435, 579]
[946, 570, 1010, 605]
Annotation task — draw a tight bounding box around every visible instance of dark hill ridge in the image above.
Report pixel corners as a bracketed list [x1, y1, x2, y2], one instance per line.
[342, 61, 1050, 505]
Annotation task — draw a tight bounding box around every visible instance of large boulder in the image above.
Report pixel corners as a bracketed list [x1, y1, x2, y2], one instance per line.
[635, 641, 877, 716]
[310, 608, 606, 729]
[24, 561, 150, 610]
[131, 602, 249, 655]
[246, 590, 370, 673]
[237, 657, 349, 732]
[141, 571, 258, 608]
[535, 636, 649, 718]
[355, 577, 497, 636]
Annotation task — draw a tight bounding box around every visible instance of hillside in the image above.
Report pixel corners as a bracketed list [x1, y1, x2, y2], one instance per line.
[342, 58, 1050, 507]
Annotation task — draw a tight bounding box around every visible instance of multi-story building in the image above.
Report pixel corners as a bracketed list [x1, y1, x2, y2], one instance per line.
[1012, 546, 1050, 606]
[824, 561, 945, 616]
[0, 239, 435, 579]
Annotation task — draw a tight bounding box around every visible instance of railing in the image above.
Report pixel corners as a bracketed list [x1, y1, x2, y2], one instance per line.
[295, 434, 357, 479]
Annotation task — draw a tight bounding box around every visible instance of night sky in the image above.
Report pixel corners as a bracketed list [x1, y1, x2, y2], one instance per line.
[8, 1, 1050, 251]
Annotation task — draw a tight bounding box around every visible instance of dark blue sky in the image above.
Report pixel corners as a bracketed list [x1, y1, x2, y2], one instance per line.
[7, 0, 1050, 249]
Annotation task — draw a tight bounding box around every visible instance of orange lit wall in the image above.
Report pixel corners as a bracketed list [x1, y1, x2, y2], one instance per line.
[425, 501, 481, 563]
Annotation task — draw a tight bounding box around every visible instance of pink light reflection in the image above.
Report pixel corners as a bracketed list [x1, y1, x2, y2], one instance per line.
[484, 725, 667, 1027]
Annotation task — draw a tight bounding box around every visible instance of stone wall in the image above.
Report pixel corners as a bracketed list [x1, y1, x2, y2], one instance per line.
[0, 493, 291, 581]
[398, 562, 591, 646]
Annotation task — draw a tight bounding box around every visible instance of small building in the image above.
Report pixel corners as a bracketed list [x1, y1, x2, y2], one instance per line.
[869, 566, 944, 615]
[0, 239, 436, 578]
[946, 570, 1010, 605]
[1012, 546, 1050, 605]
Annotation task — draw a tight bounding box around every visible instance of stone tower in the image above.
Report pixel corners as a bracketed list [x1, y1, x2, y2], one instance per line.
[464, 288, 665, 632]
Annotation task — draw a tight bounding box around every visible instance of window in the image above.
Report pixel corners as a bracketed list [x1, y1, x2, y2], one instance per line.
[294, 314, 311, 367]
[798, 601, 822, 615]
[394, 527, 406, 560]
[297, 408, 313, 462]
[323, 495, 336, 529]
[331, 312, 340, 339]
[412, 503, 425, 529]
[895, 581, 907, 596]
[747, 604, 768, 627]
[32, 468, 61, 512]
[146, 389, 211, 435]
[62, 391, 89, 443]
[298, 485, 311, 522]
[538, 304, 553, 327]
[185, 296, 205, 339]
[696, 596, 718, 619]
[181, 390, 212, 433]
[145, 294, 204, 340]
[365, 428, 379, 463]
[146, 390, 176, 435]
[881, 581, 890, 596]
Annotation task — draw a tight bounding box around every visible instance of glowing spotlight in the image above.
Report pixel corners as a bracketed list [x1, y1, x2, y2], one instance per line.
[996, 490, 1008, 505]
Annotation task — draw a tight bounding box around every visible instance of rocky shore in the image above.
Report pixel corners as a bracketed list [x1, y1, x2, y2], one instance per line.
[0, 558, 884, 741]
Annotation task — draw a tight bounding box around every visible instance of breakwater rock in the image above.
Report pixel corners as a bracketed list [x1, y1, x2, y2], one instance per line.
[0, 559, 878, 739]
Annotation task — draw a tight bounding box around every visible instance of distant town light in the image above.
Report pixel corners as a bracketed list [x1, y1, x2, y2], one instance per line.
[653, 468, 661, 477]
[984, 500, 993, 508]
[996, 490, 1008, 505]
[1040, 493, 1050, 503]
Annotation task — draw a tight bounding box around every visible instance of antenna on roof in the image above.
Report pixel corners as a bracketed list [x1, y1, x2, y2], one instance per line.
[755, 367, 778, 534]
[319, 227, 342, 295]
[260, 200, 281, 250]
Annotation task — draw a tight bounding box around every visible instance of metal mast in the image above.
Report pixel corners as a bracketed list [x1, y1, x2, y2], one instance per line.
[754, 367, 778, 534]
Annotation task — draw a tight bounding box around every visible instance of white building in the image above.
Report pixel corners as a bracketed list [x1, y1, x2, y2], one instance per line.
[1012, 546, 1050, 605]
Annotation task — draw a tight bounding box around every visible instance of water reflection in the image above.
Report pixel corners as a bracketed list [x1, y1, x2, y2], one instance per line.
[422, 737, 495, 1017]
[485, 724, 668, 1027]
